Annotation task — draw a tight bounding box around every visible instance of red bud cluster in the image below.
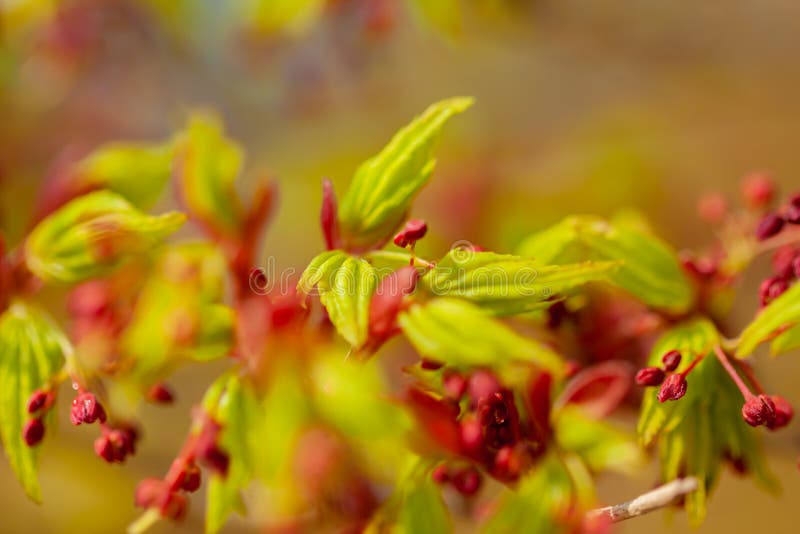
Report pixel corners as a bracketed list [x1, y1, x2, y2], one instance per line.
[431, 464, 483, 497]
[635, 350, 691, 402]
[195, 419, 230, 477]
[95, 425, 138, 463]
[70, 392, 107, 425]
[759, 244, 800, 307]
[22, 388, 57, 447]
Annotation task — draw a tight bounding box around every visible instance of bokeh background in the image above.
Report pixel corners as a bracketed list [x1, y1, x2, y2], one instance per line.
[1, 0, 799, 532]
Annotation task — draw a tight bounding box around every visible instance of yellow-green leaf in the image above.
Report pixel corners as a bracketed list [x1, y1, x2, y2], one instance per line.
[338, 97, 473, 250]
[736, 282, 800, 357]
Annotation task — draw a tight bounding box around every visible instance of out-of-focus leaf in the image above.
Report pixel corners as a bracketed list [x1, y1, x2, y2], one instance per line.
[736, 283, 800, 357]
[398, 298, 565, 374]
[771, 324, 800, 355]
[25, 190, 185, 284]
[121, 244, 233, 384]
[366, 457, 451, 534]
[555, 406, 644, 475]
[338, 97, 473, 250]
[421, 249, 617, 315]
[408, 0, 461, 40]
[637, 318, 777, 526]
[246, 0, 324, 35]
[482, 452, 590, 533]
[204, 374, 261, 534]
[517, 215, 694, 313]
[556, 360, 633, 419]
[76, 141, 173, 209]
[0, 302, 70, 502]
[173, 113, 244, 235]
[299, 251, 377, 347]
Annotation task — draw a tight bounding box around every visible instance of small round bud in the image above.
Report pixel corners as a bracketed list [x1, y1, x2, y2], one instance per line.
[146, 383, 175, 404]
[786, 204, 800, 225]
[70, 392, 106, 425]
[755, 213, 785, 241]
[420, 358, 444, 371]
[766, 395, 793, 430]
[742, 172, 775, 208]
[790, 193, 800, 209]
[159, 492, 188, 521]
[393, 219, 428, 248]
[27, 389, 54, 414]
[443, 371, 467, 400]
[759, 276, 789, 307]
[94, 436, 115, 463]
[635, 366, 665, 387]
[452, 466, 482, 496]
[661, 350, 682, 372]
[657, 373, 688, 402]
[180, 464, 202, 492]
[697, 193, 728, 224]
[135, 478, 166, 508]
[22, 418, 45, 447]
[742, 394, 776, 427]
[431, 465, 449, 484]
[772, 246, 797, 278]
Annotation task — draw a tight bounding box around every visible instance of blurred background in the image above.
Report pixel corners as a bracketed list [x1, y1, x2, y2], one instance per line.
[1, 0, 799, 532]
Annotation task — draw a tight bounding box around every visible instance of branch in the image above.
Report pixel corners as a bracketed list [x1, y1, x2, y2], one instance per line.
[588, 477, 700, 523]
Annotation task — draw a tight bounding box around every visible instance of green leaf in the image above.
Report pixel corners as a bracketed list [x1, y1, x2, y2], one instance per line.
[555, 406, 644, 475]
[0, 302, 70, 502]
[398, 298, 565, 374]
[173, 113, 245, 235]
[24, 190, 185, 284]
[299, 252, 377, 347]
[420, 249, 618, 315]
[338, 97, 473, 249]
[636, 319, 777, 526]
[76, 141, 173, 209]
[517, 215, 694, 313]
[771, 324, 800, 355]
[204, 374, 261, 534]
[482, 452, 589, 533]
[736, 282, 800, 357]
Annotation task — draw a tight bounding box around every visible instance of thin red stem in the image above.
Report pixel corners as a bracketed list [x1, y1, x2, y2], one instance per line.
[713, 345, 754, 400]
[734, 359, 765, 395]
[680, 353, 705, 376]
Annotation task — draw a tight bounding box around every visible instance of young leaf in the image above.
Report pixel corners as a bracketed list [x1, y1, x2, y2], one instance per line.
[299, 251, 378, 347]
[338, 97, 473, 250]
[736, 282, 800, 357]
[76, 141, 173, 209]
[420, 248, 618, 315]
[0, 302, 70, 502]
[517, 215, 694, 313]
[637, 319, 777, 526]
[173, 113, 245, 236]
[204, 374, 261, 534]
[398, 298, 565, 374]
[25, 190, 185, 284]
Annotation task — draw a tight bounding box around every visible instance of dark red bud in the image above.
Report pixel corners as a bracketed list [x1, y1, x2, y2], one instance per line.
[431, 465, 449, 484]
[657, 373, 687, 402]
[393, 219, 428, 248]
[772, 245, 797, 278]
[790, 193, 800, 209]
[786, 204, 800, 225]
[451, 466, 482, 497]
[320, 179, 341, 251]
[742, 172, 775, 208]
[420, 358, 444, 371]
[70, 392, 106, 425]
[200, 446, 230, 477]
[742, 394, 776, 427]
[661, 350, 682, 372]
[459, 417, 483, 457]
[23, 418, 45, 447]
[27, 389, 54, 414]
[135, 478, 167, 508]
[146, 383, 175, 404]
[443, 371, 467, 400]
[766, 395, 793, 430]
[635, 366, 665, 387]
[759, 276, 789, 307]
[755, 213, 785, 241]
[180, 464, 202, 492]
[159, 492, 188, 521]
[94, 436, 115, 463]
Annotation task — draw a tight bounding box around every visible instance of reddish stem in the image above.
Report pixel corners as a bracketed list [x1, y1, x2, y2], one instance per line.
[733, 359, 765, 395]
[713, 345, 754, 400]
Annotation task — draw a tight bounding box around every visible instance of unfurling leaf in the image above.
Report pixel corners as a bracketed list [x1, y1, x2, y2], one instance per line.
[76, 141, 173, 209]
[736, 282, 800, 357]
[0, 302, 70, 502]
[25, 190, 185, 284]
[298, 251, 378, 347]
[517, 215, 694, 313]
[338, 97, 473, 250]
[637, 319, 777, 526]
[420, 248, 617, 315]
[398, 298, 565, 374]
[173, 113, 245, 236]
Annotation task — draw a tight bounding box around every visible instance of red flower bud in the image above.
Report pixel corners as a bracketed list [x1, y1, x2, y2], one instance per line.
[180, 464, 202, 492]
[661, 350, 682, 372]
[23, 418, 45, 447]
[635, 366, 665, 387]
[70, 392, 106, 425]
[790, 193, 800, 209]
[393, 219, 428, 248]
[451, 466, 482, 496]
[697, 193, 728, 224]
[467, 370, 501, 407]
[159, 492, 188, 521]
[199, 446, 230, 477]
[742, 394, 776, 427]
[94, 436, 115, 463]
[135, 478, 167, 508]
[759, 276, 789, 307]
[146, 383, 175, 404]
[27, 389, 54, 414]
[786, 204, 800, 225]
[443, 371, 467, 400]
[755, 213, 785, 241]
[657, 373, 687, 402]
[420, 358, 444, 370]
[772, 245, 797, 278]
[766, 395, 793, 430]
[742, 172, 775, 208]
[431, 465, 449, 484]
